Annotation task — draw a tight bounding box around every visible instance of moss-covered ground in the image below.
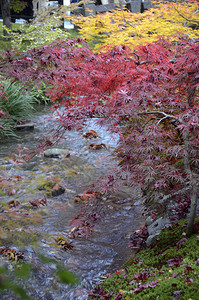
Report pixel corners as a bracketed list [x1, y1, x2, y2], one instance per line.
[89, 218, 199, 299]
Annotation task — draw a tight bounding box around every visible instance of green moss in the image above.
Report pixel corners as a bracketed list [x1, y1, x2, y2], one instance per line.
[91, 218, 199, 300]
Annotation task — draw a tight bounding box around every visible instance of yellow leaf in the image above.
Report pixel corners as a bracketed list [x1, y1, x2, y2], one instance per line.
[72, 2, 199, 50]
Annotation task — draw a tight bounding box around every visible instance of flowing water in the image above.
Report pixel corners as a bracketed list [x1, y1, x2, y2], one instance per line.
[0, 108, 144, 299]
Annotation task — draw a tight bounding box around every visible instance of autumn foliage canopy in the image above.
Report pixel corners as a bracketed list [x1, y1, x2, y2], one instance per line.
[0, 1, 199, 234]
[71, 1, 199, 50]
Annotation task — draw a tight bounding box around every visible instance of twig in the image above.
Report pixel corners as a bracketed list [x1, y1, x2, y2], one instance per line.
[171, 2, 199, 27]
[138, 110, 177, 121]
[159, 186, 191, 204]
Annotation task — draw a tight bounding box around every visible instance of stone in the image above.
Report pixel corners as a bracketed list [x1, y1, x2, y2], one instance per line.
[89, 143, 106, 150]
[143, 1, 153, 10]
[83, 130, 98, 139]
[96, 4, 116, 14]
[146, 233, 160, 246]
[145, 216, 154, 226]
[15, 123, 34, 131]
[84, 4, 96, 16]
[127, 0, 142, 13]
[147, 217, 171, 236]
[38, 181, 65, 197]
[51, 186, 65, 197]
[44, 148, 70, 158]
[146, 217, 171, 246]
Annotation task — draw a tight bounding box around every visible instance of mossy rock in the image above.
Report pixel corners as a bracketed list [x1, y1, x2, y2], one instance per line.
[38, 181, 65, 197]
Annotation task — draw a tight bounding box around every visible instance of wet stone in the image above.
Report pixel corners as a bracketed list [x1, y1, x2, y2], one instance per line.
[145, 216, 154, 226]
[51, 186, 65, 197]
[146, 217, 171, 245]
[15, 123, 34, 131]
[44, 148, 70, 158]
[147, 217, 171, 235]
[146, 233, 160, 246]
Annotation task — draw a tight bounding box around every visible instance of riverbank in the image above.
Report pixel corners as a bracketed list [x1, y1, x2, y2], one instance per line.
[89, 217, 199, 299]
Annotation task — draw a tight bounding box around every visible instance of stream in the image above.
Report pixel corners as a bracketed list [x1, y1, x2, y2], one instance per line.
[0, 108, 144, 299]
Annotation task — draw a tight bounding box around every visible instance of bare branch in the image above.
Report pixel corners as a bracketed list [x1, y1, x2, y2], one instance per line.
[138, 110, 177, 120]
[159, 186, 192, 204]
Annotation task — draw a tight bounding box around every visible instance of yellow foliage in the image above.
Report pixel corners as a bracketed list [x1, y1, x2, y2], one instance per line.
[70, 1, 199, 50]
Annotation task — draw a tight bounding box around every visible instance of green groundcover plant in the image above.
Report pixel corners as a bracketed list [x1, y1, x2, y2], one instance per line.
[89, 218, 199, 299]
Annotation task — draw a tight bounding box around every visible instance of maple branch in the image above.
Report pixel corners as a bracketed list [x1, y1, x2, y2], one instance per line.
[127, 56, 147, 66]
[120, 5, 135, 28]
[171, 3, 199, 27]
[138, 111, 177, 122]
[159, 186, 192, 204]
[156, 116, 169, 126]
[61, 111, 177, 123]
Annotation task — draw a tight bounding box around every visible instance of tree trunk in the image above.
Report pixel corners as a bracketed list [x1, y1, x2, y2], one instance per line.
[186, 188, 198, 237]
[0, 0, 12, 36]
[182, 129, 198, 236]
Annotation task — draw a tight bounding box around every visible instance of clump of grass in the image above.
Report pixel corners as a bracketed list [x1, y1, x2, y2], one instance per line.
[30, 81, 51, 105]
[0, 79, 38, 138]
[1, 79, 37, 120]
[90, 218, 199, 300]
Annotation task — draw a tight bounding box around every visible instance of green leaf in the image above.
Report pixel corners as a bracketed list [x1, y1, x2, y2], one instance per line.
[56, 269, 77, 285]
[12, 285, 33, 300]
[15, 263, 32, 278]
[38, 253, 59, 265]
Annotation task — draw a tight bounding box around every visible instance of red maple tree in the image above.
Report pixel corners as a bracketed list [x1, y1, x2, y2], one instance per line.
[1, 36, 198, 235]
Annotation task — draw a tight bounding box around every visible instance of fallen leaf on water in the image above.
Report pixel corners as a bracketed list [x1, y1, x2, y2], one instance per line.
[0, 247, 24, 261]
[73, 190, 100, 202]
[55, 236, 73, 250]
[39, 197, 47, 206]
[8, 188, 17, 195]
[89, 143, 106, 150]
[83, 130, 98, 139]
[8, 200, 20, 207]
[29, 200, 39, 208]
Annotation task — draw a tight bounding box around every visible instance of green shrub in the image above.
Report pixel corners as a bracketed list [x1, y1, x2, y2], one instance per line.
[9, 9, 69, 50]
